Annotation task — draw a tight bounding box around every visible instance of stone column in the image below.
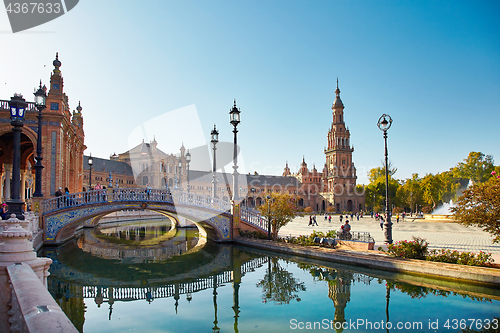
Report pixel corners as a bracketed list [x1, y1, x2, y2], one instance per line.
[20, 169, 26, 202]
[4, 164, 11, 200]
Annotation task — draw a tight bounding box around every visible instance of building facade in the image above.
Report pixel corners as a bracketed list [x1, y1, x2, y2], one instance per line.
[0, 53, 86, 203]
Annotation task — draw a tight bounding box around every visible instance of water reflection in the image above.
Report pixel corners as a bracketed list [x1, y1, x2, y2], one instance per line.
[39, 222, 500, 333]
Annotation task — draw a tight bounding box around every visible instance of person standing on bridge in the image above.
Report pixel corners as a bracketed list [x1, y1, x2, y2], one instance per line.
[55, 187, 63, 208]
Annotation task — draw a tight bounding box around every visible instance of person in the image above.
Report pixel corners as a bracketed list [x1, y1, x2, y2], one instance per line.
[324, 214, 328, 221]
[340, 214, 343, 223]
[396, 214, 400, 223]
[55, 187, 63, 208]
[313, 215, 318, 226]
[1, 203, 8, 220]
[356, 213, 360, 221]
[402, 212, 406, 221]
[343, 220, 351, 233]
[94, 182, 102, 190]
[309, 215, 312, 226]
[379, 215, 385, 230]
[64, 187, 71, 206]
[328, 215, 331, 223]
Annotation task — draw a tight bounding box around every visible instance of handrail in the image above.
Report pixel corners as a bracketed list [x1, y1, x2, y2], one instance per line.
[240, 206, 268, 233]
[42, 188, 232, 214]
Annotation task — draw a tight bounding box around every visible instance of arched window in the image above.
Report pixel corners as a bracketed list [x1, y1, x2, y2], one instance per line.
[142, 176, 149, 185]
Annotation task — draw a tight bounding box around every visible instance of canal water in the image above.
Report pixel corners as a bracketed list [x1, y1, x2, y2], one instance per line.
[39, 219, 500, 333]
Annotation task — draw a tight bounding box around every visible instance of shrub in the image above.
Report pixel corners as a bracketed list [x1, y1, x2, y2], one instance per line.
[386, 237, 428, 259]
[426, 249, 493, 266]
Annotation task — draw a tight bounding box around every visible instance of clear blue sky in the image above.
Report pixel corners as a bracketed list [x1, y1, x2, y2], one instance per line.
[1, 0, 499, 184]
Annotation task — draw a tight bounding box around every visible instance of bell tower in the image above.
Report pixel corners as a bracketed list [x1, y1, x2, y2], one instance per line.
[323, 80, 362, 212]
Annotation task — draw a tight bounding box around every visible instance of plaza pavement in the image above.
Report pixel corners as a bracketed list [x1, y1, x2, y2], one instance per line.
[279, 214, 500, 262]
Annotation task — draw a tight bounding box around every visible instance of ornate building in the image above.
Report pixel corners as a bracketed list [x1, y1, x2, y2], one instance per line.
[0, 53, 86, 203]
[281, 81, 365, 213]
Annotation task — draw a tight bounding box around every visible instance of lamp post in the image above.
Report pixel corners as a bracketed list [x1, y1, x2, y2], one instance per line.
[186, 149, 191, 193]
[33, 82, 46, 198]
[7, 94, 27, 219]
[229, 100, 241, 201]
[88, 154, 93, 189]
[176, 160, 182, 190]
[377, 114, 393, 244]
[211, 125, 219, 198]
[266, 195, 272, 240]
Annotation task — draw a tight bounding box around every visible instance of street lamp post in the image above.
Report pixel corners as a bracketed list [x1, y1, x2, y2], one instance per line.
[377, 114, 393, 244]
[186, 150, 191, 193]
[211, 125, 219, 198]
[33, 82, 46, 198]
[88, 154, 93, 189]
[7, 94, 27, 219]
[177, 160, 182, 190]
[266, 195, 272, 240]
[229, 100, 241, 201]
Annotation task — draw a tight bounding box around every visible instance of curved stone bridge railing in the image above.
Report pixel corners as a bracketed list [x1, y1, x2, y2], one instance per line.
[240, 206, 268, 233]
[42, 188, 231, 214]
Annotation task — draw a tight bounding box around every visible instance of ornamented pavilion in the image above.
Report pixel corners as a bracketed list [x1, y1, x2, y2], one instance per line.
[0, 53, 86, 204]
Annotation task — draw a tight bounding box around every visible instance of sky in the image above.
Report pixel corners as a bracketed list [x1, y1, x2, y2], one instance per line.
[1, 0, 499, 185]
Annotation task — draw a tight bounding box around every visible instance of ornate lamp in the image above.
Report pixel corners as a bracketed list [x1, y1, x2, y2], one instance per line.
[377, 114, 393, 243]
[229, 100, 241, 201]
[33, 82, 47, 197]
[211, 125, 219, 198]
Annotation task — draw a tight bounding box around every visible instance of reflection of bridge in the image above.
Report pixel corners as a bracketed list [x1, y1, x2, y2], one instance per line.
[40, 188, 268, 245]
[50, 257, 268, 302]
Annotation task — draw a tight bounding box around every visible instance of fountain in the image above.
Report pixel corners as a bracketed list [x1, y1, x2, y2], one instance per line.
[428, 200, 456, 221]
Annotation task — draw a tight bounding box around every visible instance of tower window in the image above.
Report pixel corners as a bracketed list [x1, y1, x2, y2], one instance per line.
[50, 102, 59, 110]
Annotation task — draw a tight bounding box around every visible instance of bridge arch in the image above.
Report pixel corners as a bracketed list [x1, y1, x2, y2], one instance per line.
[42, 189, 233, 245]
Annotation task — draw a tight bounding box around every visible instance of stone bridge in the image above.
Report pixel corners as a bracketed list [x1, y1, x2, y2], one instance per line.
[40, 188, 268, 245]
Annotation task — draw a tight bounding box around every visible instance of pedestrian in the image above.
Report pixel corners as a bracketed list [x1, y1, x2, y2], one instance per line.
[402, 212, 406, 221]
[55, 187, 63, 208]
[356, 213, 360, 221]
[324, 213, 328, 221]
[309, 215, 312, 226]
[340, 214, 343, 223]
[379, 216, 384, 230]
[313, 215, 318, 226]
[328, 215, 331, 223]
[1, 203, 8, 220]
[396, 214, 400, 223]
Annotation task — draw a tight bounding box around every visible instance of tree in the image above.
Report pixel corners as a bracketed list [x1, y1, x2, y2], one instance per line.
[453, 152, 494, 184]
[400, 173, 424, 213]
[256, 257, 306, 305]
[451, 176, 500, 243]
[421, 173, 443, 210]
[258, 193, 299, 239]
[365, 167, 400, 212]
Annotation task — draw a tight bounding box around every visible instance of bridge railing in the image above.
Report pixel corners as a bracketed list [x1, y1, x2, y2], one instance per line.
[240, 206, 268, 233]
[42, 188, 232, 214]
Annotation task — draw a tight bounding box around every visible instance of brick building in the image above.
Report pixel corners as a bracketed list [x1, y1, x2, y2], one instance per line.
[0, 53, 86, 203]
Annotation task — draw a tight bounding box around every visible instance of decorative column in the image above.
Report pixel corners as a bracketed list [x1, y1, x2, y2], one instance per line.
[4, 165, 11, 200]
[20, 169, 26, 202]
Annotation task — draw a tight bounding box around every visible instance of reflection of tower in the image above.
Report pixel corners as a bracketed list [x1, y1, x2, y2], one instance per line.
[328, 270, 354, 333]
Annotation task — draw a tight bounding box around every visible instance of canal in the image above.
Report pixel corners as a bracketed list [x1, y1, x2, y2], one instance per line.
[39, 219, 500, 332]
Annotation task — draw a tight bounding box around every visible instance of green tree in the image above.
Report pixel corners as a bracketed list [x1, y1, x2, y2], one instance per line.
[421, 173, 443, 209]
[453, 152, 494, 184]
[258, 193, 298, 239]
[451, 176, 500, 243]
[256, 257, 306, 304]
[400, 173, 424, 213]
[365, 167, 400, 212]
